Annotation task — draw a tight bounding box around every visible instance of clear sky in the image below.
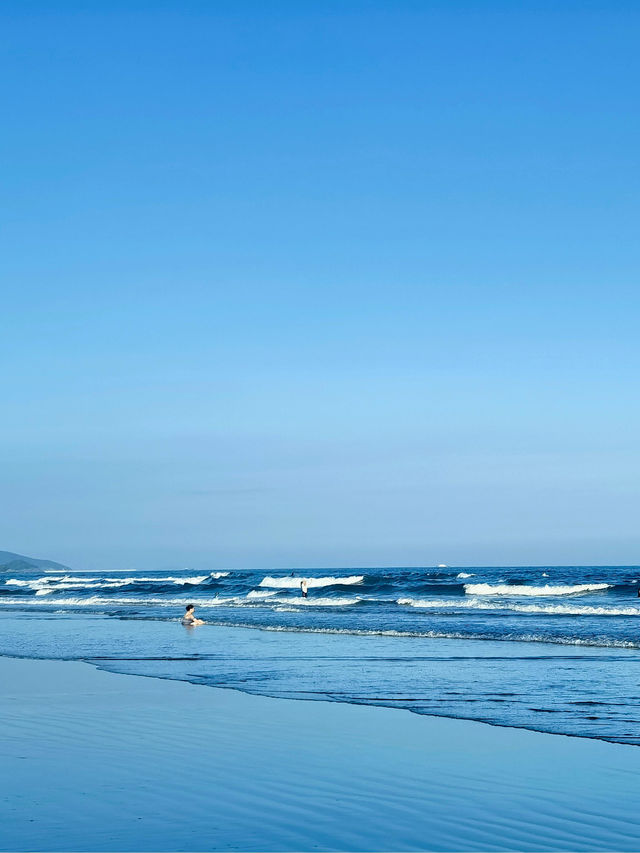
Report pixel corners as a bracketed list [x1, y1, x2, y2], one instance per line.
[2, 1, 639, 569]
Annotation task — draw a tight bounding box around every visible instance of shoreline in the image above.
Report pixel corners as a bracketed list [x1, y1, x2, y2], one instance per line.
[1, 610, 639, 748]
[92, 653, 640, 751]
[2, 654, 640, 852]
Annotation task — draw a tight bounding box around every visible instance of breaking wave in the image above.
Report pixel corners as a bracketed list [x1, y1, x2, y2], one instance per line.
[259, 575, 364, 589]
[4, 564, 640, 749]
[397, 598, 640, 616]
[0, 593, 362, 610]
[3, 572, 229, 593]
[464, 583, 611, 597]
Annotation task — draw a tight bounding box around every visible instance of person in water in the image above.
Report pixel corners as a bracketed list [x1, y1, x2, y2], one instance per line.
[300, 579, 308, 598]
[182, 604, 204, 625]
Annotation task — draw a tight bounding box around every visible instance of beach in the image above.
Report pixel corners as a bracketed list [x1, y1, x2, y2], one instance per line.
[2, 565, 640, 748]
[4, 1, 638, 850]
[1, 654, 639, 852]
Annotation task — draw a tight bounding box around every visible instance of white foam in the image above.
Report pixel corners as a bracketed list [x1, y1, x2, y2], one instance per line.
[456, 572, 474, 579]
[259, 575, 364, 589]
[398, 597, 640, 617]
[4, 571, 229, 592]
[464, 583, 611, 597]
[40, 580, 131, 591]
[5, 575, 87, 589]
[508, 602, 640, 616]
[399, 597, 474, 608]
[234, 624, 640, 649]
[246, 590, 278, 600]
[0, 595, 239, 608]
[0, 593, 361, 609]
[270, 596, 360, 607]
[110, 573, 229, 585]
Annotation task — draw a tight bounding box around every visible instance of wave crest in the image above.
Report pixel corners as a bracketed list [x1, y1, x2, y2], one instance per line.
[259, 575, 364, 589]
[398, 597, 640, 616]
[464, 583, 611, 597]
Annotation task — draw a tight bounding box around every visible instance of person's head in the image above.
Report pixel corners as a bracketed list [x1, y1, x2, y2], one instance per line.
[186, 604, 195, 613]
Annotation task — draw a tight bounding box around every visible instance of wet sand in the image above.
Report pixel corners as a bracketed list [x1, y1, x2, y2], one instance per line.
[0, 655, 638, 851]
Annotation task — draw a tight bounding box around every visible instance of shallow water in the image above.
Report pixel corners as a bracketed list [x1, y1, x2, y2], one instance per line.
[3, 657, 640, 852]
[1, 564, 639, 745]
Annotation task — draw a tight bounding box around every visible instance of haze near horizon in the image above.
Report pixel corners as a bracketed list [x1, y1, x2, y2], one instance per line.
[2, 2, 639, 570]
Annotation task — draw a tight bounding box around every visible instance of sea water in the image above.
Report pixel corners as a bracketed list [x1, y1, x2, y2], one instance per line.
[1, 565, 639, 744]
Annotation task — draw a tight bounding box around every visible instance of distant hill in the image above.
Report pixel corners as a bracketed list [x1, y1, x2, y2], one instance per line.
[0, 550, 70, 573]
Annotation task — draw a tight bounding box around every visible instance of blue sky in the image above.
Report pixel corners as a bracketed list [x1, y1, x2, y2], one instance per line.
[2, 2, 639, 568]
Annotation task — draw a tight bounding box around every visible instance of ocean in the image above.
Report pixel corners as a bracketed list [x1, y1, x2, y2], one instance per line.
[1, 565, 639, 746]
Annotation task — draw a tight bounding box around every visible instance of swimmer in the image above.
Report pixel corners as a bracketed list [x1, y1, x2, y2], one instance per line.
[182, 604, 204, 626]
[300, 579, 308, 599]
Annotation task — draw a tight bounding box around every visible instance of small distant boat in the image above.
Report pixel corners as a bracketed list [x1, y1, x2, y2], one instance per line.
[437, 563, 447, 568]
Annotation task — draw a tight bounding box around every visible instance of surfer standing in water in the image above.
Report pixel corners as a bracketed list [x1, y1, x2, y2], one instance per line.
[300, 579, 309, 599]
